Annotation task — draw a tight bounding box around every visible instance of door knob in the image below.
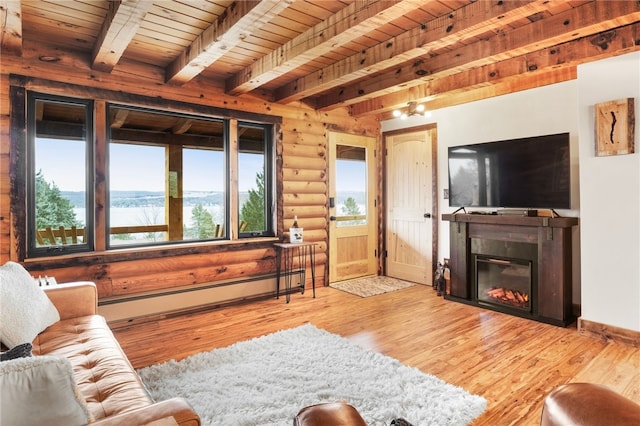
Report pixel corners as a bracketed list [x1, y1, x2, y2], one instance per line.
[330, 216, 337, 221]
[424, 213, 431, 218]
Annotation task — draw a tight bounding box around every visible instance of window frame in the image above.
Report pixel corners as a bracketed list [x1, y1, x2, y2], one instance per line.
[103, 105, 276, 249]
[11, 78, 281, 262]
[105, 104, 236, 248]
[238, 121, 275, 238]
[26, 92, 95, 257]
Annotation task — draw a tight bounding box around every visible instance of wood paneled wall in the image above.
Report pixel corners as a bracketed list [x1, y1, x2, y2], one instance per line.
[0, 40, 380, 305]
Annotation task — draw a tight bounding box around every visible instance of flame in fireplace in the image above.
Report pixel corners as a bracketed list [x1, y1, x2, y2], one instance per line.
[485, 287, 529, 308]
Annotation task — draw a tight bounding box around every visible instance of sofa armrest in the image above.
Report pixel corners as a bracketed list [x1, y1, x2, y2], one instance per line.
[43, 281, 98, 320]
[540, 383, 640, 426]
[89, 398, 200, 426]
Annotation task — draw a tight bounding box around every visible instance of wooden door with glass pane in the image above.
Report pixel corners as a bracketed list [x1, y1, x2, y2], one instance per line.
[328, 132, 377, 283]
[385, 128, 435, 284]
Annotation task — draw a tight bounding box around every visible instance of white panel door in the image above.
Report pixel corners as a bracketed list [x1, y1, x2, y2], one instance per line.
[386, 129, 434, 284]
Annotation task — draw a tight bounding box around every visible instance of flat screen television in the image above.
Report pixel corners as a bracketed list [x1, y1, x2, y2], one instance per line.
[448, 132, 571, 209]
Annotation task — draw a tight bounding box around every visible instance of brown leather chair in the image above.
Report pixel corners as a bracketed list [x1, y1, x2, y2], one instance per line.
[540, 383, 640, 426]
[293, 402, 367, 426]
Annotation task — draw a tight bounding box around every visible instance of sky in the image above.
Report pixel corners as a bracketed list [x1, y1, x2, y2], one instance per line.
[36, 138, 368, 194]
[36, 138, 264, 192]
[336, 159, 366, 192]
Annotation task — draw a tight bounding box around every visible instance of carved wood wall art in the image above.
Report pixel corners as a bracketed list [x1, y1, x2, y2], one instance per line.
[594, 98, 635, 156]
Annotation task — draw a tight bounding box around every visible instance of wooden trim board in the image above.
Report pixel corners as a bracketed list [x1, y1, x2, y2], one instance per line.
[578, 317, 640, 348]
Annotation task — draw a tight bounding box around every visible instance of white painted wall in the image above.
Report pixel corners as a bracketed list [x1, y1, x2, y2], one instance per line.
[576, 52, 640, 332]
[382, 80, 582, 302]
[383, 52, 640, 331]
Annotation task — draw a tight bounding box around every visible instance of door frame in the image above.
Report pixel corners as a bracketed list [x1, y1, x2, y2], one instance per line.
[382, 124, 439, 278]
[327, 131, 379, 283]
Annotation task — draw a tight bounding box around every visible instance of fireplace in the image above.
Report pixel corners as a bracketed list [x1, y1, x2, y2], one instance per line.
[472, 238, 537, 315]
[477, 257, 531, 310]
[442, 213, 578, 326]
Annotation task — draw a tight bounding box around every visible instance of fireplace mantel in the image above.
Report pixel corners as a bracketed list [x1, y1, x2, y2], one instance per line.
[442, 213, 579, 326]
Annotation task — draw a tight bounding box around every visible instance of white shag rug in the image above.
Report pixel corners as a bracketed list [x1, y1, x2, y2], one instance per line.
[137, 323, 486, 426]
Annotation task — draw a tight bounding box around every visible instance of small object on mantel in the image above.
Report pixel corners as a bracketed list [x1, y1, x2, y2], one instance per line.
[34, 275, 57, 287]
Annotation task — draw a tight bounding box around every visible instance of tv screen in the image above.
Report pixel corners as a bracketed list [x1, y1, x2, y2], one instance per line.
[448, 133, 570, 209]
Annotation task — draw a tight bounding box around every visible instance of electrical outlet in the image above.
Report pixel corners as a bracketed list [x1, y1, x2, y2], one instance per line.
[443, 188, 449, 199]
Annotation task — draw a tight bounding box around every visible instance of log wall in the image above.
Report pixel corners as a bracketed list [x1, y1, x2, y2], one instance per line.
[0, 40, 380, 308]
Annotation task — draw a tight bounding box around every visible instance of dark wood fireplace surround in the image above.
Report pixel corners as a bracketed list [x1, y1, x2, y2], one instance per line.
[443, 213, 579, 326]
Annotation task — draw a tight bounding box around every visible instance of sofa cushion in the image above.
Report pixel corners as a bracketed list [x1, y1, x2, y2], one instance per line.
[0, 355, 92, 426]
[0, 262, 60, 348]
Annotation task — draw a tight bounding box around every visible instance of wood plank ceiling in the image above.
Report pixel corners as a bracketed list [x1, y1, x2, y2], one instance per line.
[3, 0, 639, 119]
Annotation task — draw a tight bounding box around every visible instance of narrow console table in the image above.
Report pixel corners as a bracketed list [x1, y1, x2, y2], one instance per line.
[274, 242, 317, 303]
[442, 213, 579, 326]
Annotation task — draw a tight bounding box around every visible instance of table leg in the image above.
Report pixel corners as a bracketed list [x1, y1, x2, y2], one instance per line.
[310, 244, 316, 298]
[298, 245, 306, 295]
[284, 246, 293, 303]
[275, 246, 282, 299]
[274, 243, 317, 302]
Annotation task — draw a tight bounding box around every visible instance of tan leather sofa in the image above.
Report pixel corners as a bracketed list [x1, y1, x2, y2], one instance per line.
[540, 383, 640, 426]
[293, 402, 367, 426]
[34, 282, 200, 426]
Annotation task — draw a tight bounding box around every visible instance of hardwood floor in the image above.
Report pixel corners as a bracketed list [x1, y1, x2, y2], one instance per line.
[112, 284, 640, 425]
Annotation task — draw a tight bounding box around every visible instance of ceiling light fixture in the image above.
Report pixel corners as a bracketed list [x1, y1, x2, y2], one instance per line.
[392, 101, 430, 119]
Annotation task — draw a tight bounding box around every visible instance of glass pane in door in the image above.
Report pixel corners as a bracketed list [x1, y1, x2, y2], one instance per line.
[335, 145, 366, 227]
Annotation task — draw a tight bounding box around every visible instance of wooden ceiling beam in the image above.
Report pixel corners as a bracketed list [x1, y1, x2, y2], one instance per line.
[359, 65, 577, 121]
[111, 109, 130, 129]
[273, 0, 553, 104]
[111, 128, 223, 148]
[166, 0, 292, 85]
[172, 118, 194, 135]
[91, 0, 154, 73]
[429, 68, 575, 111]
[0, 0, 22, 56]
[315, 0, 640, 110]
[225, 0, 439, 96]
[350, 22, 640, 118]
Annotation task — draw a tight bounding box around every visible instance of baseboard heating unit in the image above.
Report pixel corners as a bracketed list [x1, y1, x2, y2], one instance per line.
[98, 270, 304, 323]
